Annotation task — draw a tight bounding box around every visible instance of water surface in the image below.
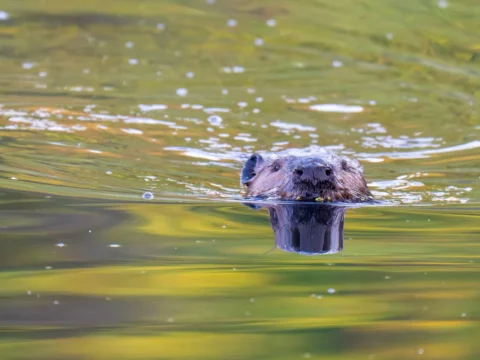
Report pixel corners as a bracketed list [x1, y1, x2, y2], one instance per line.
[0, 0, 479, 359]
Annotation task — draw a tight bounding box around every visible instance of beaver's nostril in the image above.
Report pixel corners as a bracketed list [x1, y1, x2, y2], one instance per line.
[295, 168, 303, 176]
[325, 168, 332, 177]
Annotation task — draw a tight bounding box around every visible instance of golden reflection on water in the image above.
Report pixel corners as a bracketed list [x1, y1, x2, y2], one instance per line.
[0, 0, 480, 358]
[1, 193, 479, 359]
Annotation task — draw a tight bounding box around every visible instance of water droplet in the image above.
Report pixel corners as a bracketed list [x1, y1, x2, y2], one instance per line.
[22, 62, 36, 69]
[438, 0, 448, 8]
[227, 19, 237, 27]
[254, 37, 264, 46]
[332, 60, 343, 68]
[207, 115, 223, 126]
[0, 11, 10, 21]
[266, 19, 276, 27]
[142, 192, 154, 200]
[176, 88, 188, 97]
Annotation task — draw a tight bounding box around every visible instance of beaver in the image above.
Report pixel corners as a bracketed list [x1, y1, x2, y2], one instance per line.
[241, 149, 373, 202]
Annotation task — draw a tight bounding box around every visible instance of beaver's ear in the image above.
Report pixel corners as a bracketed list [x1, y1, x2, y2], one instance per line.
[341, 156, 363, 173]
[241, 154, 265, 185]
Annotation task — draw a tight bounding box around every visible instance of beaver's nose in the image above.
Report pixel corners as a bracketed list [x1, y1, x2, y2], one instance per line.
[294, 165, 332, 183]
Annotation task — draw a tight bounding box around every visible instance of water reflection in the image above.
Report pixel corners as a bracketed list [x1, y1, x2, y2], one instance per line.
[246, 203, 347, 255]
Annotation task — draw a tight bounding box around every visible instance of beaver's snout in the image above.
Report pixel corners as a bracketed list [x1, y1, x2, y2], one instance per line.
[294, 163, 333, 185]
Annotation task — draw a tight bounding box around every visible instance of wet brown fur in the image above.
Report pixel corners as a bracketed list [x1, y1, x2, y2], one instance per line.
[241, 150, 372, 202]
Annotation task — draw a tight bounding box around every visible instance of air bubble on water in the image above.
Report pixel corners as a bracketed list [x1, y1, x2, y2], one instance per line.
[22, 62, 36, 69]
[266, 19, 276, 27]
[27, 290, 32, 295]
[461, 312, 467, 317]
[106, 170, 112, 175]
[250, 298, 255, 303]
[0, 11, 10, 20]
[142, 192, 154, 200]
[167, 317, 175, 323]
[125, 41, 134, 48]
[11, 177, 17, 180]
[418, 348, 424, 355]
[221, 89, 228, 95]
[53, 300, 60, 305]
[208, 115, 223, 126]
[108, 244, 122, 248]
[247, 88, 255, 94]
[386, 33, 394, 40]
[227, 19, 237, 27]
[253, 108, 260, 113]
[156, 23, 165, 30]
[55, 242, 65, 248]
[128, 58, 138, 65]
[255, 97, 263, 103]
[332, 60, 343, 68]
[327, 288, 335, 294]
[233, 66, 245, 73]
[237, 101, 248, 108]
[186, 71, 195, 78]
[176, 88, 188, 97]
[254, 37, 264, 46]
[45, 266, 52, 270]
[39, 72, 47, 77]
[438, 0, 448, 8]
[369, 100, 377, 105]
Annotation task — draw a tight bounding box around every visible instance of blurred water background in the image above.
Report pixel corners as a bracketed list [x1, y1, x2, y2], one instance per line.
[0, 1, 479, 359]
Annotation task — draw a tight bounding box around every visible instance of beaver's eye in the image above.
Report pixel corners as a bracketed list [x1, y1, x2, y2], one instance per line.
[272, 164, 281, 172]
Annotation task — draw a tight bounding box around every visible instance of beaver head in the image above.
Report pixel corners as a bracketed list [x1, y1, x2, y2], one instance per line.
[241, 150, 373, 202]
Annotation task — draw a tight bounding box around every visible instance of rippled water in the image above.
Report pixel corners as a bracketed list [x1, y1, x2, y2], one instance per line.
[0, 1, 479, 359]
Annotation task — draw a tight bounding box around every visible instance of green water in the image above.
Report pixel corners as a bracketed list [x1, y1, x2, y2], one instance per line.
[0, 0, 479, 359]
